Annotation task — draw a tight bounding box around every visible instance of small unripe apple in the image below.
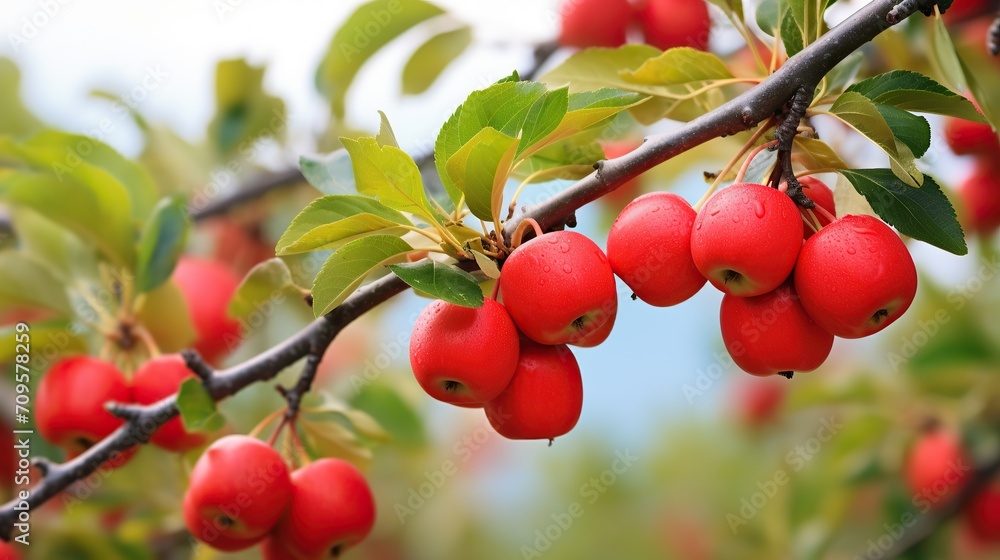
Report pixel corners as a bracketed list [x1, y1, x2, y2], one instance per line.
[558, 0, 632, 48]
[409, 298, 519, 406]
[965, 484, 1000, 544]
[131, 354, 207, 452]
[173, 257, 243, 365]
[500, 231, 617, 346]
[183, 435, 293, 551]
[37, 357, 135, 460]
[905, 428, 970, 507]
[799, 177, 836, 239]
[636, 0, 711, 51]
[794, 214, 917, 338]
[485, 339, 583, 441]
[957, 163, 1000, 236]
[269, 458, 377, 558]
[720, 282, 833, 377]
[607, 192, 707, 306]
[691, 183, 803, 297]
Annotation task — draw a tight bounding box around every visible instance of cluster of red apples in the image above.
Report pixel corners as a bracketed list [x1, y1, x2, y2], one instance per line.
[946, 113, 1000, 236]
[907, 427, 1000, 547]
[410, 230, 611, 441]
[559, 0, 711, 51]
[184, 435, 376, 559]
[610, 181, 917, 377]
[35, 258, 242, 460]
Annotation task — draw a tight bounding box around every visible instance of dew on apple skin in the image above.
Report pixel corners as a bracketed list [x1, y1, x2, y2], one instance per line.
[562, 264, 573, 274]
[543, 265, 551, 272]
[547, 236, 559, 244]
[710, 208, 721, 216]
[847, 247, 857, 255]
[732, 214, 741, 223]
[753, 200, 765, 219]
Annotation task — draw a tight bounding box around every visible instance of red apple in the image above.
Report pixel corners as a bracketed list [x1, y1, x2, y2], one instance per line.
[691, 183, 803, 297]
[957, 163, 1000, 236]
[183, 435, 293, 551]
[269, 458, 377, 558]
[720, 282, 833, 377]
[732, 376, 787, 426]
[965, 484, 1000, 544]
[173, 257, 243, 364]
[37, 357, 134, 459]
[794, 214, 917, 338]
[945, 115, 1000, 156]
[409, 298, 519, 406]
[636, 0, 711, 51]
[500, 231, 617, 346]
[906, 428, 971, 507]
[131, 354, 208, 452]
[558, 0, 632, 48]
[607, 192, 707, 306]
[485, 339, 583, 441]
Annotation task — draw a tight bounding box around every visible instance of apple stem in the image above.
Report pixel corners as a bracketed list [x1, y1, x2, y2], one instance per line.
[491, 279, 502, 301]
[693, 118, 776, 212]
[510, 218, 545, 249]
[812, 203, 837, 223]
[802, 209, 823, 234]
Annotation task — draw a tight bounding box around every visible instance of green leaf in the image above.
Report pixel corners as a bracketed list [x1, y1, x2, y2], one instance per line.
[621, 47, 734, 86]
[177, 378, 225, 433]
[929, 17, 968, 93]
[0, 251, 72, 316]
[341, 136, 438, 224]
[375, 110, 399, 148]
[388, 261, 483, 307]
[300, 419, 372, 468]
[434, 80, 547, 206]
[135, 196, 189, 293]
[517, 87, 569, 158]
[228, 258, 303, 321]
[829, 92, 921, 186]
[838, 169, 966, 255]
[793, 137, 846, 170]
[0, 169, 135, 266]
[845, 70, 986, 122]
[520, 90, 646, 160]
[445, 127, 519, 222]
[470, 249, 501, 279]
[276, 194, 412, 255]
[312, 235, 413, 316]
[137, 279, 196, 353]
[0, 58, 43, 138]
[541, 44, 662, 92]
[209, 59, 286, 156]
[317, 0, 446, 117]
[303, 398, 392, 443]
[299, 151, 356, 195]
[349, 380, 426, 448]
[707, 0, 743, 19]
[818, 51, 863, 100]
[781, 9, 805, 56]
[874, 104, 930, 158]
[402, 26, 472, 95]
[20, 131, 158, 220]
[756, 0, 783, 35]
[787, 0, 825, 51]
[9, 207, 97, 281]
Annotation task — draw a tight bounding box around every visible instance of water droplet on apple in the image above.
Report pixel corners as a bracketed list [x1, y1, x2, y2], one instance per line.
[543, 265, 551, 272]
[710, 209, 721, 217]
[753, 200, 765, 218]
[731, 214, 741, 223]
[562, 264, 573, 274]
[847, 247, 857, 255]
[559, 243, 570, 253]
[547, 236, 559, 244]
